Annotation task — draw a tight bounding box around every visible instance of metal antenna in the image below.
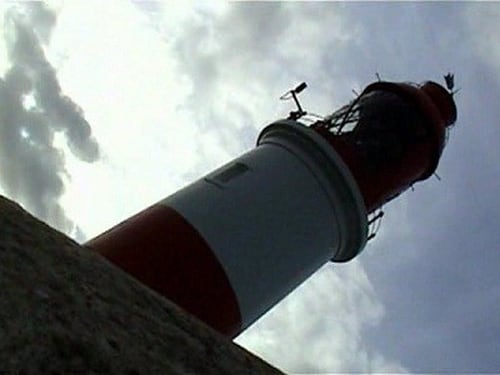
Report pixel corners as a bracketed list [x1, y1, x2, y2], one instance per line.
[444, 72, 461, 96]
[444, 73, 454, 92]
[280, 82, 308, 120]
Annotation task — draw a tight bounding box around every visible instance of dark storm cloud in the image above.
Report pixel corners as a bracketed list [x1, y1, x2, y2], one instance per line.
[0, 4, 99, 234]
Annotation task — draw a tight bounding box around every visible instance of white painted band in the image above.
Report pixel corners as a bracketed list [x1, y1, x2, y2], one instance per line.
[162, 120, 367, 330]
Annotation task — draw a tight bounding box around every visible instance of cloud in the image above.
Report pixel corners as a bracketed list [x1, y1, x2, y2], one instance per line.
[13, 1, 496, 372]
[148, 2, 362, 179]
[341, 4, 500, 372]
[236, 262, 407, 373]
[133, 3, 406, 372]
[0, 3, 99, 235]
[464, 3, 500, 82]
[33, 2, 498, 372]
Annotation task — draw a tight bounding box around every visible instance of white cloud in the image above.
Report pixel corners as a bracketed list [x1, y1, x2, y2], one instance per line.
[56, 2, 404, 372]
[50, 1, 202, 237]
[149, 4, 405, 370]
[1, 2, 407, 372]
[236, 262, 407, 373]
[0, 3, 99, 234]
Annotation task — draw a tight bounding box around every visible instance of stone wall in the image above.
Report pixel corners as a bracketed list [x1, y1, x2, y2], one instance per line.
[0, 196, 281, 374]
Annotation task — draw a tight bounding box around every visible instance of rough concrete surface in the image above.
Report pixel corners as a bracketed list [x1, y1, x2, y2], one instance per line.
[0, 196, 282, 374]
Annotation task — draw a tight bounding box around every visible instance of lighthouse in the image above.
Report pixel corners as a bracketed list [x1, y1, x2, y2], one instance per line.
[86, 79, 457, 338]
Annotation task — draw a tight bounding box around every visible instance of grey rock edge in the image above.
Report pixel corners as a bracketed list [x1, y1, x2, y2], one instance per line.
[0, 196, 282, 374]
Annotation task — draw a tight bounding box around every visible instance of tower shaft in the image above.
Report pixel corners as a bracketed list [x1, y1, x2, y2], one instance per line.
[87, 79, 456, 337]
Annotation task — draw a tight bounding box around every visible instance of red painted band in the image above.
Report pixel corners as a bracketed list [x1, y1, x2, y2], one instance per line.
[86, 204, 242, 337]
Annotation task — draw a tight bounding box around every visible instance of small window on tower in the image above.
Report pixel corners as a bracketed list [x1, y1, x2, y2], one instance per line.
[210, 162, 250, 184]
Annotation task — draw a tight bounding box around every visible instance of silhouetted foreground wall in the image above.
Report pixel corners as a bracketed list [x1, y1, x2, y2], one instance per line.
[0, 196, 281, 374]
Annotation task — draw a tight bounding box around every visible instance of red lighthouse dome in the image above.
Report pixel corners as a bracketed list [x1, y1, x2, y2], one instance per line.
[312, 80, 457, 213]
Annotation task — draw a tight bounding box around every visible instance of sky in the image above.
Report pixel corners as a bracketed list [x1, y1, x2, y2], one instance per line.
[0, 1, 499, 373]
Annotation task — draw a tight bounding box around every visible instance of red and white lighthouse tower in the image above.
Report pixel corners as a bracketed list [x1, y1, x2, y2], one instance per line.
[86, 79, 457, 338]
